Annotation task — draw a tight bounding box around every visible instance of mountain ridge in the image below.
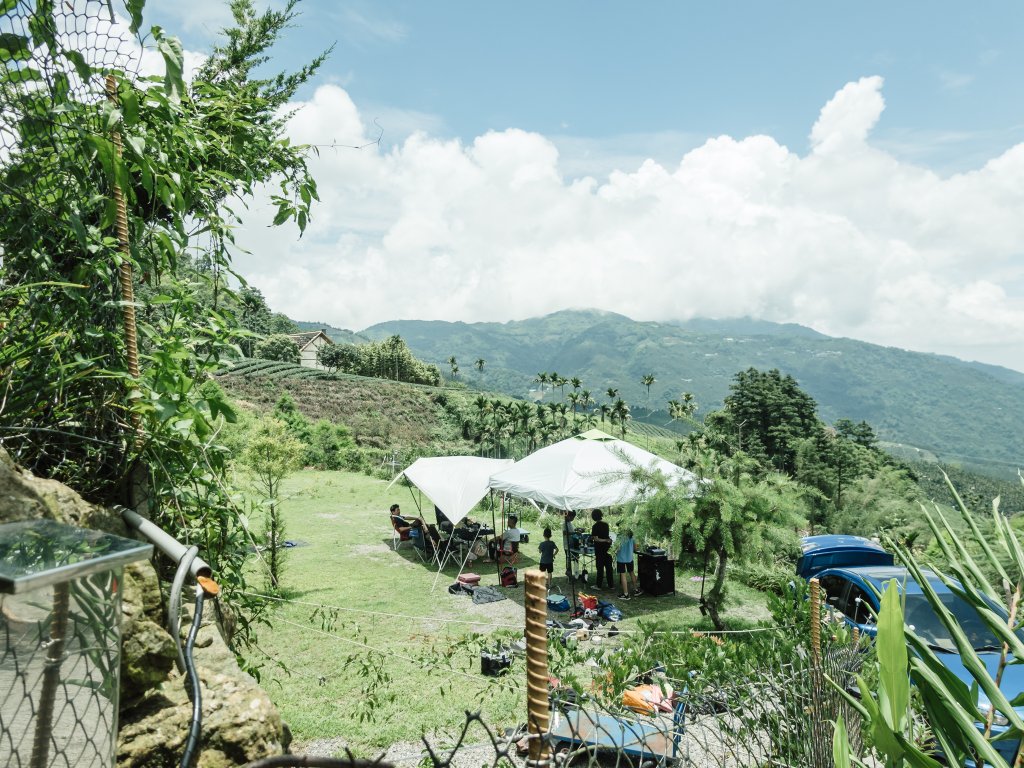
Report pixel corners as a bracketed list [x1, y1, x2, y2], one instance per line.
[337, 309, 1023, 469]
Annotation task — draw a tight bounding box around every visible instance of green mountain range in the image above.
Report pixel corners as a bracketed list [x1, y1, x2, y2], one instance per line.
[348, 309, 1023, 472]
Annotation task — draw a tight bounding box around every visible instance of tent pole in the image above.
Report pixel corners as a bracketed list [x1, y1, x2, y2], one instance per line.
[404, 483, 422, 516]
[430, 532, 460, 592]
[490, 493, 499, 565]
[448, 527, 482, 586]
[563, 510, 578, 608]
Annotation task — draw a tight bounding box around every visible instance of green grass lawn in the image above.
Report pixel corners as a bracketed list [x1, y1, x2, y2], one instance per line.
[246, 469, 771, 755]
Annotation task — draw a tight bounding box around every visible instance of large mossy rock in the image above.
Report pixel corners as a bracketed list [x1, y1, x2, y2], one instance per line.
[0, 451, 286, 766]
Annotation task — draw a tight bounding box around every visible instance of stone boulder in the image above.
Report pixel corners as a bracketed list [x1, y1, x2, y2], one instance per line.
[0, 451, 287, 766]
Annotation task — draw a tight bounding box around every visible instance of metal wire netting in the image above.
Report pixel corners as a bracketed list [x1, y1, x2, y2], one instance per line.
[243, 640, 865, 768]
[0, 0, 144, 495]
[1, 573, 123, 768]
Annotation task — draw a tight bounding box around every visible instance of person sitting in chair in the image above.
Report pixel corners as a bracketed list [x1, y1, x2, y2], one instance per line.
[391, 503, 425, 536]
[489, 515, 521, 561]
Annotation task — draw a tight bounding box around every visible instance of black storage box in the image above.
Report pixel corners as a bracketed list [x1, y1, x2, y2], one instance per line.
[480, 649, 512, 676]
[638, 553, 675, 596]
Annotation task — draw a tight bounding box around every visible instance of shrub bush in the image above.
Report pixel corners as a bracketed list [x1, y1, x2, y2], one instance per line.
[255, 334, 300, 363]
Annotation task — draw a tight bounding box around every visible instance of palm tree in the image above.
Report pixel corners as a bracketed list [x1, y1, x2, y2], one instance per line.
[535, 372, 549, 397]
[448, 356, 458, 380]
[606, 387, 618, 402]
[598, 403, 610, 424]
[611, 398, 631, 439]
[514, 401, 534, 455]
[581, 389, 594, 414]
[570, 376, 582, 392]
[667, 393, 696, 425]
[475, 358, 486, 375]
[549, 372, 561, 399]
[641, 374, 656, 414]
[567, 391, 581, 423]
[555, 375, 569, 399]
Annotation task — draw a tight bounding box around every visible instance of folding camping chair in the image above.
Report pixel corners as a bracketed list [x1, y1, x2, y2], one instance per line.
[428, 524, 460, 571]
[496, 539, 520, 567]
[391, 515, 413, 550]
[410, 526, 432, 563]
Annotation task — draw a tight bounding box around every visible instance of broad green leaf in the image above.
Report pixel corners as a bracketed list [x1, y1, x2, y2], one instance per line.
[904, 555, 1024, 734]
[877, 580, 910, 731]
[125, 135, 146, 157]
[0, 32, 31, 61]
[104, 105, 122, 132]
[833, 714, 852, 768]
[121, 89, 140, 125]
[156, 32, 184, 101]
[126, 0, 145, 33]
[62, 48, 92, 82]
[912, 658, 1012, 767]
[1, 65, 41, 84]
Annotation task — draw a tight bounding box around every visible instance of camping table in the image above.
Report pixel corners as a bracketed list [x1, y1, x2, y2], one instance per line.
[569, 542, 595, 579]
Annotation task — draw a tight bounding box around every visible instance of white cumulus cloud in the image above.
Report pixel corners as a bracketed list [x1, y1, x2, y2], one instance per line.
[230, 77, 1024, 372]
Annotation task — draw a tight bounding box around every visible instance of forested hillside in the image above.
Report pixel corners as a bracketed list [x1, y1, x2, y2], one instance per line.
[357, 310, 1024, 470]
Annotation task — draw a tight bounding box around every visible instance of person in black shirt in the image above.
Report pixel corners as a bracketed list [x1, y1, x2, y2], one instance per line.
[590, 509, 613, 590]
[537, 527, 559, 589]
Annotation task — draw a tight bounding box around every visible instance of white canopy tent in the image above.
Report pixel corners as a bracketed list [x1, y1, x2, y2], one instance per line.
[487, 429, 698, 511]
[390, 456, 514, 590]
[393, 456, 514, 524]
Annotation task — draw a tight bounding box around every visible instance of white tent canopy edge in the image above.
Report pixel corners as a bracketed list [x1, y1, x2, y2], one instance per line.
[391, 456, 514, 525]
[487, 429, 698, 511]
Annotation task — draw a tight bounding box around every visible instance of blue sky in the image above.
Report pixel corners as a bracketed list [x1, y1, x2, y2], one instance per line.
[156, 1, 1024, 173]
[144, 2, 1024, 372]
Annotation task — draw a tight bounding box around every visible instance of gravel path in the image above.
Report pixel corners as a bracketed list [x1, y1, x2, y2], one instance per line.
[291, 736, 528, 767]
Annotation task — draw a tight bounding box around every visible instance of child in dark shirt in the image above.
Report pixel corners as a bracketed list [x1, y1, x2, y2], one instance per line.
[538, 527, 559, 590]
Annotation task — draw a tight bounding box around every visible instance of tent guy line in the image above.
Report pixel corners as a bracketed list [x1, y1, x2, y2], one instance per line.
[273, 616, 493, 685]
[239, 592, 797, 635]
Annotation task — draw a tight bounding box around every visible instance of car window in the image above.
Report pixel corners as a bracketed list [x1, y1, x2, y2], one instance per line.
[904, 593, 1016, 652]
[846, 584, 873, 624]
[819, 575, 850, 614]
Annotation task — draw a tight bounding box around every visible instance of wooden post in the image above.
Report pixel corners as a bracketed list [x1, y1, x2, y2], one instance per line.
[524, 569, 550, 765]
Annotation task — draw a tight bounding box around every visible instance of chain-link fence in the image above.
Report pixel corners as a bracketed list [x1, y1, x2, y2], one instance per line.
[252, 644, 863, 768]
[1, 573, 123, 768]
[0, 0, 144, 495]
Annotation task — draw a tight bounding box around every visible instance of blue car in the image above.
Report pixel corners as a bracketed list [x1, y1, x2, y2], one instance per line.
[796, 534, 894, 579]
[815, 565, 1024, 764]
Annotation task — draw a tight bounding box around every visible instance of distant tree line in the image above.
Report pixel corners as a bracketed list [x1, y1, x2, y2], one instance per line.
[316, 334, 441, 386]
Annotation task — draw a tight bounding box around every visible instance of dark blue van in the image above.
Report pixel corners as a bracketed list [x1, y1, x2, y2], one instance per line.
[795, 534, 894, 579]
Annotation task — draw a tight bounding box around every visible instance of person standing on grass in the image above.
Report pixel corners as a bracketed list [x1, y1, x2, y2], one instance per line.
[538, 527, 559, 590]
[590, 509, 613, 591]
[616, 528, 640, 599]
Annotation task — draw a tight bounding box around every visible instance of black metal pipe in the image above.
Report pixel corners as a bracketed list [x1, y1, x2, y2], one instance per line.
[179, 587, 205, 768]
[168, 545, 199, 673]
